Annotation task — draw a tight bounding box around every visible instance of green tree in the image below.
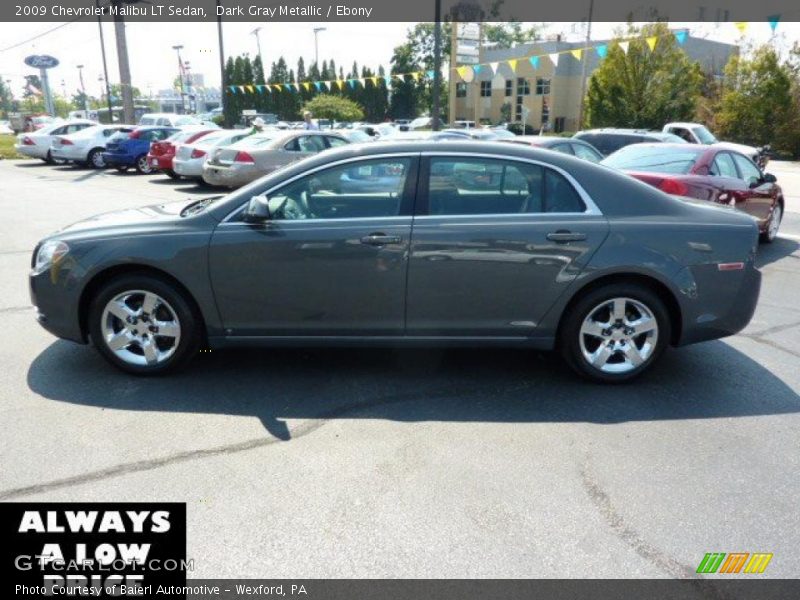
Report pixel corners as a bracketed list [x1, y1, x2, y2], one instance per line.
[0, 79, 13, 117]
[585, 22, 703, 129]
[717, 45, 800, 157]
[303, 95, 364, 121]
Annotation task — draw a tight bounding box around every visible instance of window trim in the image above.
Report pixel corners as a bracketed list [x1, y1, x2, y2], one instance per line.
[220, 153, 421, 224]
[416, 152, 602, 217]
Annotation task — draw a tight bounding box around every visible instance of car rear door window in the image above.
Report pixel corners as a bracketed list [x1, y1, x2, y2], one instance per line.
[325, 136, 349, 148]
[550, 143, 574, 155]
[264, 158, 413, 220]
[711, 152, 737, 178]
[572, 143, 602, 162]
[297, 135, 326, 153]
[731, 153, 762, 186]
[426, 157, 585, 215]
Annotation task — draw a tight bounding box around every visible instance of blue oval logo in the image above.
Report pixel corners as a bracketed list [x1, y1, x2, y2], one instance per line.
[24, 55, 59, 69]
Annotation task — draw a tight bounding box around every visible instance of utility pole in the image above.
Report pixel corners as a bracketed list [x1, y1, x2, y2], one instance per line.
[313, 27, 326, 69]
[448, 18, 457, 126]
[112, 0, 135, 125]
[76, 64, 87, 111]
[577, 0, 594, 130]
[216, 0, 227, 125]
[432, 0, 442, 130]
[95, 0, 114, 121]
[172, 45, 185, 114]
[251, 27, 264, 67]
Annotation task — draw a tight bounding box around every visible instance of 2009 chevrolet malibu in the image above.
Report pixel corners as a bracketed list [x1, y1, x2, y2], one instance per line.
[30, 141, 761, 382]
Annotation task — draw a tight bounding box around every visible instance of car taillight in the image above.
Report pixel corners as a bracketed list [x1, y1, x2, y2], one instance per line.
[190, 148, 206, 159]
[659, 178, 689, 196]
[60, 138, 73, 145]
[234, 151, 254, 163]
[128, 130, 140, 139]
[22, 136, 35, 145]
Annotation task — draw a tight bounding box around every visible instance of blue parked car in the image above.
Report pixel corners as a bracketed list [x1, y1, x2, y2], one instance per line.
[102, 126, 179, 174]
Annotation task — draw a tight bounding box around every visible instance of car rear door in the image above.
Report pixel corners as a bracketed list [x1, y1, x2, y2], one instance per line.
[406, 153, 609, 338]
[708, 151, 748, 209]
[208, 154, 419, 336]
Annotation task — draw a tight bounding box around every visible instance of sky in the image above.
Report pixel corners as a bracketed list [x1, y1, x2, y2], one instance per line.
[0, 20, 798, 100]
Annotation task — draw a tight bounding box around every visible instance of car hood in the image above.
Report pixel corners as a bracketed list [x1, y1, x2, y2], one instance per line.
[50, 199, 216, 241]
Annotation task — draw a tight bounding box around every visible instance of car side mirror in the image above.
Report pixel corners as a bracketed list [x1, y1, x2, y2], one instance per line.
[762, 172, 777, 184]
[243, 195, 271, 222]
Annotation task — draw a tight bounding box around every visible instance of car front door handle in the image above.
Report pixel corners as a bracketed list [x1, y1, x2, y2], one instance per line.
[360, 233, 402, 246]
[546, 231, 586, 243]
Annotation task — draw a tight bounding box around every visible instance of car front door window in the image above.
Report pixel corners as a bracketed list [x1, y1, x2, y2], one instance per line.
[731, 153, 762, 186]
[264, 158, 413, 221]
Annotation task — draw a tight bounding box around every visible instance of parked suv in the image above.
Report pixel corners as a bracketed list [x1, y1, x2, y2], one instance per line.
[573, 129, 686, 156]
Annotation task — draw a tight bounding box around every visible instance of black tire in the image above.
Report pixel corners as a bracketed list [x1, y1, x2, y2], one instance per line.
[115, 166, 129, 173]
[88, 274, 202, 375]
[135, 154, 153, 174]
[558, 283, 671, 383]
[87, 148, 106, 169]
[165, 168, 181, 180]
[43, 150, 56, 165]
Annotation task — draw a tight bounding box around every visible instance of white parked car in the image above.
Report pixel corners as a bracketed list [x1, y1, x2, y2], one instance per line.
[138, 113, 216, 128]
[662, 122, 767, 167]
[50, 124, 134, 168]
[172, 129, 250, 182]
[0, 120, 14, 135]
[14, 119, 96, 163]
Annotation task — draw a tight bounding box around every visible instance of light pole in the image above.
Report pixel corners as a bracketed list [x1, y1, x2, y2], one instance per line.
[76, 64, 88, 112]
[251, 27, 264, 67]
[95, 0, 114, 121]
[172, 44, 185, 114]
[313, 27, 326, 69]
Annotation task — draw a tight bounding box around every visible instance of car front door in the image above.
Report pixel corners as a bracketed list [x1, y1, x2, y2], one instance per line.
[708, 151, 748, 209]
[731, 152, 775, 224]
[406, 154, 609, 338]
[208, 154, 419, 337]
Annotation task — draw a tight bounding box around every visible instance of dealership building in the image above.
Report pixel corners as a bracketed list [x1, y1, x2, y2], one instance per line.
[452, 32, 737, 132]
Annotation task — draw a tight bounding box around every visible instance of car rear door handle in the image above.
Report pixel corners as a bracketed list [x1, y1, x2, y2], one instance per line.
[546, 231, 586, 243]
[360, 233, 402, 246]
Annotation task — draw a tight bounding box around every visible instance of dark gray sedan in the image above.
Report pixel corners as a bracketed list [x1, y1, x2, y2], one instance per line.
[29, 141, 761, 382]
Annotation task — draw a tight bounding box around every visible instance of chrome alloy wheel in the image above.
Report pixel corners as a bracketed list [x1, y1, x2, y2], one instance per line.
[578, 297, 659, 374]
[137, 155, 153, 174]
[90, 151, 105, 168]
[767, 204, 782, 241]
[100, 290, 181, 366]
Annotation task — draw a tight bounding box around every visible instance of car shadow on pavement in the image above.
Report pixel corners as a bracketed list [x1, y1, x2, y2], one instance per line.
[756, 236, 800, 268]
[27, 339, 800, 440]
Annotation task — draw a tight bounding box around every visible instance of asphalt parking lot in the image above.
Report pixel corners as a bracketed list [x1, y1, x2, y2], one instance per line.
[0, 158, 798, 579]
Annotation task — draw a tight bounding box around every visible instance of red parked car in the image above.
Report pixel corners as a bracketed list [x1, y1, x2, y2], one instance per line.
[147, 129, 217, 179]
[602, 144, 784, 243]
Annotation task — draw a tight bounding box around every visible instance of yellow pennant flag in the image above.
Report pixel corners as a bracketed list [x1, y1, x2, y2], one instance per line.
[246, 85, 255, 93]
[646, 36, 658, 51]
[302, 82, 311, 91]
[508, 59, 518, 72]
[734, 22, 748, 34]
[370, 76, 378, 86]
[410, 72, 421, 81]
[336, 80, 345, 90]
[570, 49, 583, 61]
[272, 84, 282, 92]
[457, 66, 470, 80]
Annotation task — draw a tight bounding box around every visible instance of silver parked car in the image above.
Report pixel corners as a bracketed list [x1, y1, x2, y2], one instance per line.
[173, 129, 251, 182]
[202, 130, 349, 188]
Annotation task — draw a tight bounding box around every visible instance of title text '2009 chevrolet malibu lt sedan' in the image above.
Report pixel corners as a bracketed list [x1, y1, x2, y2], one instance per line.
[29, 142, 761, 382]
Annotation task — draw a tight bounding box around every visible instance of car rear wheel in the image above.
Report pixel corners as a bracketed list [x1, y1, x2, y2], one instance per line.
[87, 148, 105, 169]
[761, 203, 782, 244]
[88, 274, 201, 375]
[559, 283, 670, 383]
[135, 154, 154, 174]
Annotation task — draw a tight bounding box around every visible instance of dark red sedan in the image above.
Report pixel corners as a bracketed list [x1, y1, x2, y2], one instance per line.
[602, 144, 784, 242]
[147, 129, 217, 179]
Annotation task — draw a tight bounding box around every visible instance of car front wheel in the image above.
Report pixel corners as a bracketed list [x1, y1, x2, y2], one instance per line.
[88, 274, 201, 375]
[87, 148, 106, 169]
[559, 283, 670, 383]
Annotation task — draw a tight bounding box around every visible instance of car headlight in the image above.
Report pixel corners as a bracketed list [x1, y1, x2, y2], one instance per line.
[33, 240, 69, 275]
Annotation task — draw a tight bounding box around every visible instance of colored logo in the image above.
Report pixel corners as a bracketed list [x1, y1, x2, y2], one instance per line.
[697, 552, 773, 574]
[24, 55, 59, 69]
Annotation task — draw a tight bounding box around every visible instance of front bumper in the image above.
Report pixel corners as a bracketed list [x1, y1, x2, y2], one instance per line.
[29, 268, 85, 344]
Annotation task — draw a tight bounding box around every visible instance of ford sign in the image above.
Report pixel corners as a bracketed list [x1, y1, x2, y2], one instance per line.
[24, 55, 59, 69]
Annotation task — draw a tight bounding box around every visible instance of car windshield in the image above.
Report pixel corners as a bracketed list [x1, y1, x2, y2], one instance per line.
[139, 117, 156, 125]
[693, 125, 718, 144]
[602, 146, 703, 174]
